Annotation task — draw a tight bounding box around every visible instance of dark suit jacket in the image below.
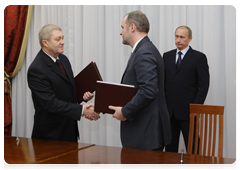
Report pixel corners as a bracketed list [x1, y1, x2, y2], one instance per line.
[163, 46, 209, 120]
[27, 49, 82, 142]
[120, 36, 171, 150]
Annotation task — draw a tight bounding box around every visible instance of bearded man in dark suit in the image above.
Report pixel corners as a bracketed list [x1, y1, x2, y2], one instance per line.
[163, 26, 209, 152]
[109, 11, 171, 150]
[27, 24, 100, 142]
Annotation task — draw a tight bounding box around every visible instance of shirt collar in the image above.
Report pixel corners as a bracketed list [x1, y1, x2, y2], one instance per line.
[42, 49, 59, 62]
[132, 37, 144, 53]
[177, 46, 190, 56]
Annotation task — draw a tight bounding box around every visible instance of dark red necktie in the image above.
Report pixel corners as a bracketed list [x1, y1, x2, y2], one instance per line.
[56, 59, 68, 78]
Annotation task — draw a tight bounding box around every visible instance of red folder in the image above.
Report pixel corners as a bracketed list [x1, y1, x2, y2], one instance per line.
[94, 81, 137, 114]
[75, 62, 103, 104]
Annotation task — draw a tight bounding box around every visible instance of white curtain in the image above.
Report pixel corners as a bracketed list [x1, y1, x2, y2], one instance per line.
[11, 5, 236, 159]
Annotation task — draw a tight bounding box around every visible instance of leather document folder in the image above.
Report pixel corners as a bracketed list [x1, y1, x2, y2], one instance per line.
[75, 62, 103, 104]
[94, 81, 137, 114]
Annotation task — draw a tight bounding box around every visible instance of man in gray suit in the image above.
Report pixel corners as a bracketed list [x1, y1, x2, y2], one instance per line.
[109, 11, 171, 150]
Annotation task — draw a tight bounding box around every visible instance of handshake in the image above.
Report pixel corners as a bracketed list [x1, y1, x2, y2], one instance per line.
[82, 103, 100, 121]
[81, 91, 127, 121]
[81, 91, 100, 121]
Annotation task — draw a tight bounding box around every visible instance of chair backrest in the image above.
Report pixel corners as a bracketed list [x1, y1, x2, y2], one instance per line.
[187, 104, 224, 157]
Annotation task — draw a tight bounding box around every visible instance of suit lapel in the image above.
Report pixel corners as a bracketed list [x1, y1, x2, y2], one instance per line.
[133, 36, 150, 53]
[59, 56, 74, 84]
[176, 46, 194, 73]
[121, 51, 135, 82]
[52, 63, 70, 82]
[40, 50, 71, 83]
[121, 36, 150, 83]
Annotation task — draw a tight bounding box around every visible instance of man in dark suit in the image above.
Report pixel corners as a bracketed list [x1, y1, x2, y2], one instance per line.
[27, 24, 100, 142]
[109, 11, 171, 150]
[163, 26, 209, 152]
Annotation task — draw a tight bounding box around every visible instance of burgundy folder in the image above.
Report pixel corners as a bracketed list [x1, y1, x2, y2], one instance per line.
[94, 81, 137, 114]
[75, 62, 102, 104]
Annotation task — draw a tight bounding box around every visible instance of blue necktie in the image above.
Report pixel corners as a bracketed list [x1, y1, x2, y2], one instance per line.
[129, 52, 133, 60]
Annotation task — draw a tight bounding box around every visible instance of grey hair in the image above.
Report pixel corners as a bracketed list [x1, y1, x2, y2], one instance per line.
[38, 24, 62, 47]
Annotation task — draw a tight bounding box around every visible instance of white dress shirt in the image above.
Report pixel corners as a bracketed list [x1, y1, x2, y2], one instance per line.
[132, 37, 144, 53]
[42, 49, 59, 62]
[175, 46, 190, 63]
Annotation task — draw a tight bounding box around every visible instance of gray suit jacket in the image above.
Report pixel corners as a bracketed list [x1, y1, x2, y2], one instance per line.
[121, 36, 171, 150]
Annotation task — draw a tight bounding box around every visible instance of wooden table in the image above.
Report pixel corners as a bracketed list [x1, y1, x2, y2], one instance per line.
[4, 136, 94, 164]
[4, 136, 235, 164]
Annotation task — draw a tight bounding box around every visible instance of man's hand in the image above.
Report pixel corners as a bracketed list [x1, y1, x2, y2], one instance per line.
[83, 91, 94, 101]
[82, 103, 100, 121]
[109, 105, 127, 121]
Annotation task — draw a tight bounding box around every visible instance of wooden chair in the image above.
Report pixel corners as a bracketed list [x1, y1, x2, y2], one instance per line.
[187, 104, 224, 157]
